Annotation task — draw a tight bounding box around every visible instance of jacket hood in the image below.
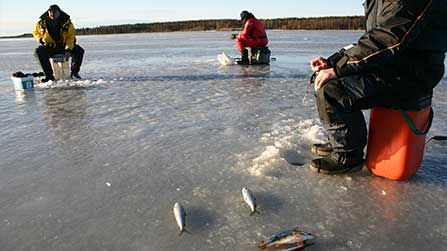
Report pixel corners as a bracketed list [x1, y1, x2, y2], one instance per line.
[240, 10, 255, 21]
[40, 10, 70, 23]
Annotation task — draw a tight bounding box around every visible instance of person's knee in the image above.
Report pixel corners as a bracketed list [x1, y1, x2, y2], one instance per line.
[318, 77, 363, 112]
[317, 78, 356, 112]
[34, 45, 46, 56]
[73, 45, 84, 55]
[316, 79, 339, 101]
[236, 44, 244, 53]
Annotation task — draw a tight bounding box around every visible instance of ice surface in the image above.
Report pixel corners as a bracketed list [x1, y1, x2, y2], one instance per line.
[0, 31, 446, 251]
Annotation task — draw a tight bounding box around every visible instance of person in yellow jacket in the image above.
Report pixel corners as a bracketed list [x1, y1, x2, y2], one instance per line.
[33, 5, 84, 82]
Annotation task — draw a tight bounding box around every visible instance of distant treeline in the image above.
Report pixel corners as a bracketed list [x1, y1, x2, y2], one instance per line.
[264, 16, 365, 30]
[1, 16, 365, 38]
[0, 33, 33, 39]
[77, 16, 365, 35]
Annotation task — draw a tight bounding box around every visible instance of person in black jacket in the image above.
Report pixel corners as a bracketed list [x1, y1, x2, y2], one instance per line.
[33, 5, 84, 82]
[309, 0, 446, 174]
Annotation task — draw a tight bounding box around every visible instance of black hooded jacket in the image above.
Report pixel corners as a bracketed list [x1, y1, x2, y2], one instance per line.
[329, 0, 447, 78]
[33, 9, 76, 50]
[39, 11, 70, 43]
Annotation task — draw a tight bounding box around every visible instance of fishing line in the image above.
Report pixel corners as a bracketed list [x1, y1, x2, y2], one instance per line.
[425, 135, 447, 145]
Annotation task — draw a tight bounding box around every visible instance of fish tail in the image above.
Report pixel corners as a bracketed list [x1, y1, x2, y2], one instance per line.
[250, 209, 260, 216]
[179, 228, 192, 236]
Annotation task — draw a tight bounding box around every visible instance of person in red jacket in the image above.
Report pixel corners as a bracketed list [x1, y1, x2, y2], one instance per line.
[235, 11, 268, 63]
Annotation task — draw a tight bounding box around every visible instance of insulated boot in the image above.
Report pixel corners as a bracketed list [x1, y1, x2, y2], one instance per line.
[311, 142, 333, 157]
[41, 75, 55, 83]
[310, 152, 364, 175]
[71, 73, 82, 80]
[237, 49, 250, 65]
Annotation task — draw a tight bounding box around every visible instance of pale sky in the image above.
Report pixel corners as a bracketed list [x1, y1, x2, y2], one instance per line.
[0, 0, 363, 36]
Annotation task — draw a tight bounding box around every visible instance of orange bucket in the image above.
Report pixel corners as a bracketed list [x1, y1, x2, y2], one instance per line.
[366, 107, 433, 180]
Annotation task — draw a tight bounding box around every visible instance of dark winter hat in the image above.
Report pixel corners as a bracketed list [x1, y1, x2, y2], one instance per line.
[48, 4, 61, 12]
[240, 10, 252, 21]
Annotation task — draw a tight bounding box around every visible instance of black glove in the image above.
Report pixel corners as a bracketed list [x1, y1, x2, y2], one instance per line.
[12, 71, 25, 78]
[327, 48, 346, 68]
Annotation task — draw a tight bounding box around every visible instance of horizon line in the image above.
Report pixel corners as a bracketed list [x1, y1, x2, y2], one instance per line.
[1, 15, 365, 37]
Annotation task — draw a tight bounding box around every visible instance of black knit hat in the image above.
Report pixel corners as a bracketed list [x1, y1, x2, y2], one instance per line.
[48, 4, 61, 11]
[240, 10, 252, 21]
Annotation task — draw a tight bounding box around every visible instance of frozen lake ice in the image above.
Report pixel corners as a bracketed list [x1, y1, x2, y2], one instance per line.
[0, 31, 446, 251]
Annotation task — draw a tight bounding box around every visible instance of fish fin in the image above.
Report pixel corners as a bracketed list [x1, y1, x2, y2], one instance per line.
[257, 241, 267, 249]
[249, 209, 260, 216]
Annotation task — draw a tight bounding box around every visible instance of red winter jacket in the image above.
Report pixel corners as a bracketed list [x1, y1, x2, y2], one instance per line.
[236, 17, 268, 52]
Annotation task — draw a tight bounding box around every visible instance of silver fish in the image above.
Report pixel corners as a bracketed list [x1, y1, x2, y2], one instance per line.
[173, 202, 189, 236]
[242, 187, 258, 216]
[257, 227, 315, 250]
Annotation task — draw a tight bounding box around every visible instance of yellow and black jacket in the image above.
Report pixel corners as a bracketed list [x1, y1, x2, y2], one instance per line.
[328, 0, 447, 77]
[33, 11, 76, 51]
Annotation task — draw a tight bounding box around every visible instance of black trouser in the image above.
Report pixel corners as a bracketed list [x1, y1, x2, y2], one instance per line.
[34, 44, 84, 77]
[316, 52, 445, 163]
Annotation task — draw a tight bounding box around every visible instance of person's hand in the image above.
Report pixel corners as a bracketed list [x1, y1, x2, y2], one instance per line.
[39, 38, 45, 45]
[229, 33, 238, 40]
[315, 68, 337, 91]
[310, 56, 329, 73]
[64, 50, 72, 60]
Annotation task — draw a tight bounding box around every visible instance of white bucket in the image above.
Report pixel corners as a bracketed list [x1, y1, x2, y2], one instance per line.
[50, 55, 71, 80]
[11, 76, 34, 91]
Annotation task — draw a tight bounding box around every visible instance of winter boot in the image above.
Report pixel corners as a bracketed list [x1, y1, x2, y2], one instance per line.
[237, 49, 250, 65]
[311, 142, 333, 157]
[310, 151, 364, 175]
[71, 73, 82, 80]
[41, 75, 55, 83]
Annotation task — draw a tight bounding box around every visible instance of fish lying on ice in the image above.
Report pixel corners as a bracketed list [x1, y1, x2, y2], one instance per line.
[242, 187, 258, 216]
[173, 202, 190, 236]
[257, 227, 315, 250]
